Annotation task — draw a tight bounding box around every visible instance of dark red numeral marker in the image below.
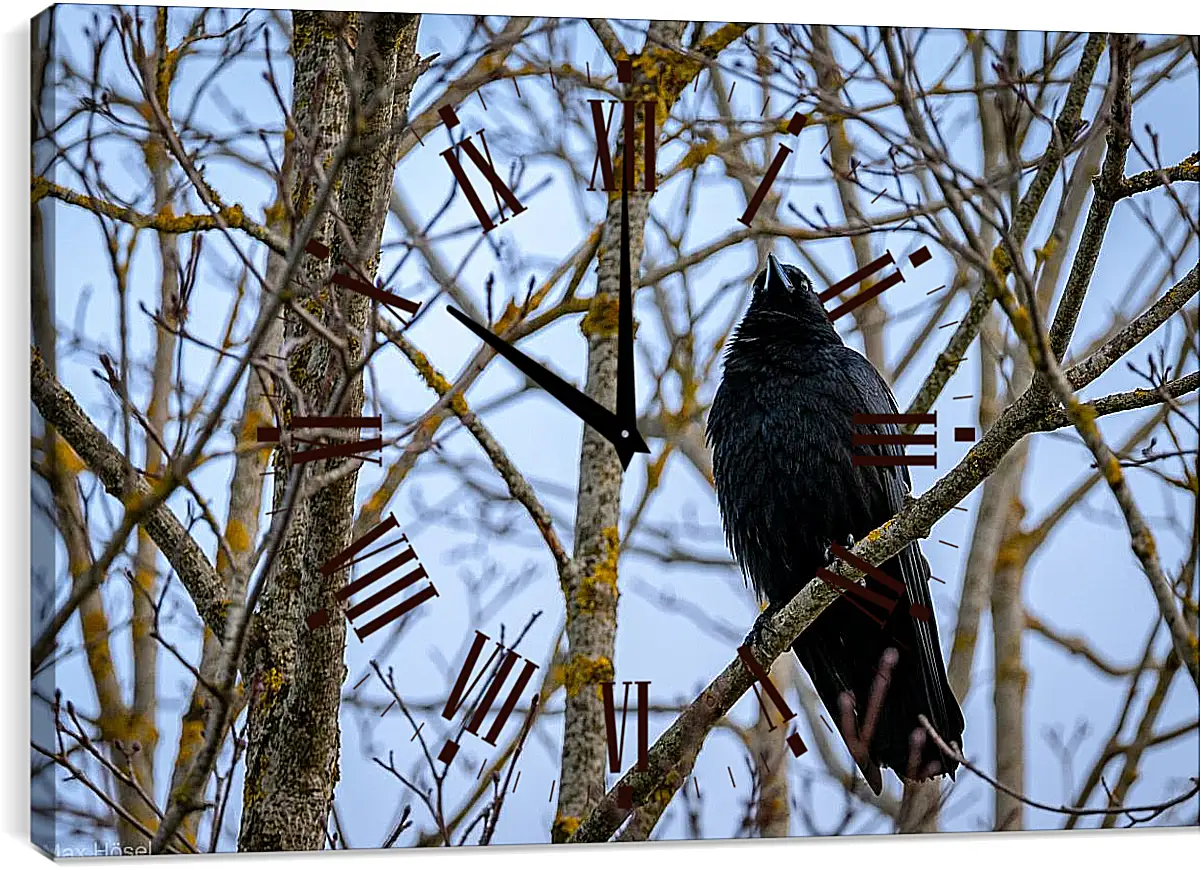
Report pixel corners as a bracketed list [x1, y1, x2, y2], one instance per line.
[738, 112, 807, 226]
[821, 246, 932, 322]
[954, 426, 976, 443]
[852, 412, 937, 467]
[601, 680, 650, 808]
[304, 239, 419, 319]
[438, 104, 526, 233]
[737, 645, 807, 758]
[257, 415, 383, 466]
[817, 543, 932, 628]
[438, 630, 539, 764]
[306, 513, 438, 639]
[588, 59, 656, 192]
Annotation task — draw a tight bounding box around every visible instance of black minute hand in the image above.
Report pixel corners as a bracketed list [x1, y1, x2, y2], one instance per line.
[617, 187, 637, 433]
[446, 306, 648, 469]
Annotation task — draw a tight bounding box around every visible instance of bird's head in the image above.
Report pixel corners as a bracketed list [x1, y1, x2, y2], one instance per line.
[738, 254, 842, 346]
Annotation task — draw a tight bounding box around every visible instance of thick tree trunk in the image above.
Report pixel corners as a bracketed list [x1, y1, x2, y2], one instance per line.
[552, 20, 687, 841]
[238, 11, 421, 852]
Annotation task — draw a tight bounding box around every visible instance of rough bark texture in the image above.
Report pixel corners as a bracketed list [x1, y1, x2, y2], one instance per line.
[238, 11, 421, 852]
[553, 19, 702, 841]
[751, 655, 792, 837]
[991, 493, 1029, 830]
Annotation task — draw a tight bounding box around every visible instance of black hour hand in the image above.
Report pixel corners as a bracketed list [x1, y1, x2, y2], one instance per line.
[446, 306, 650, 469]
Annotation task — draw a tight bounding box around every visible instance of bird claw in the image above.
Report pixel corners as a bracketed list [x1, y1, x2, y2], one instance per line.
[745, 601, 784, 650]
[824, 534, 858, 565]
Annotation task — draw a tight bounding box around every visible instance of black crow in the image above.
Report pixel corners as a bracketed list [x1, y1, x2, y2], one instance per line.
[706, 254, 965, 794]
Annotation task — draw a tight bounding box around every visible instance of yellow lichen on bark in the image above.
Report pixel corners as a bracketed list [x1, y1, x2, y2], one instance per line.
[576, 526, 620, 614]
[552, 815, 581, 839]
[561, 654, 614, 697]
[580, 294, 620, 338]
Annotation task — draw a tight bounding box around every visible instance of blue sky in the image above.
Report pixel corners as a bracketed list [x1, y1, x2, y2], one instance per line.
[35, 8, 1199, 850]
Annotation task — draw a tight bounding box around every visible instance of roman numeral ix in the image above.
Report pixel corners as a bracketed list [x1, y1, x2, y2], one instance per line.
[438, 104, 526, 233]
[305, 513, 438, 640]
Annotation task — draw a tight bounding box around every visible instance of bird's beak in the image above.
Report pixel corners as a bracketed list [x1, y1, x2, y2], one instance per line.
[765, 254, 793, 291]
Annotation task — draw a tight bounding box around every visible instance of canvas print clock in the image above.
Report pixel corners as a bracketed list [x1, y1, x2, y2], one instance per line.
[29, 5, 1200, 856]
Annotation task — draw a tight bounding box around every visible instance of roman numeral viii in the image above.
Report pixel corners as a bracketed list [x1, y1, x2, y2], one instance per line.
[305, 513, 438, 639]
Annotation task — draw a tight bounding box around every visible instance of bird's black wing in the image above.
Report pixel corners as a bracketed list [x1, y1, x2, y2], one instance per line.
[830, 347, 960, 761]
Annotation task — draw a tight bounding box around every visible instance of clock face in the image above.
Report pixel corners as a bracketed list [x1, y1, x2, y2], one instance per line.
[29, 7, 1200, 859]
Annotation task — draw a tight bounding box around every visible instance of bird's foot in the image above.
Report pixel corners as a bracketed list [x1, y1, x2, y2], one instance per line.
[744, 600, 785, 651]
[823, 533, 858, 566]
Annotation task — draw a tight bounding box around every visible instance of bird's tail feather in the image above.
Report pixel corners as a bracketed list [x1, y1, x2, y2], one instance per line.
[792, 573, 964, 793]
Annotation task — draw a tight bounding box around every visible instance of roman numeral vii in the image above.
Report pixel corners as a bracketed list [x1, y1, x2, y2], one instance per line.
[437, 630, 539, 764]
